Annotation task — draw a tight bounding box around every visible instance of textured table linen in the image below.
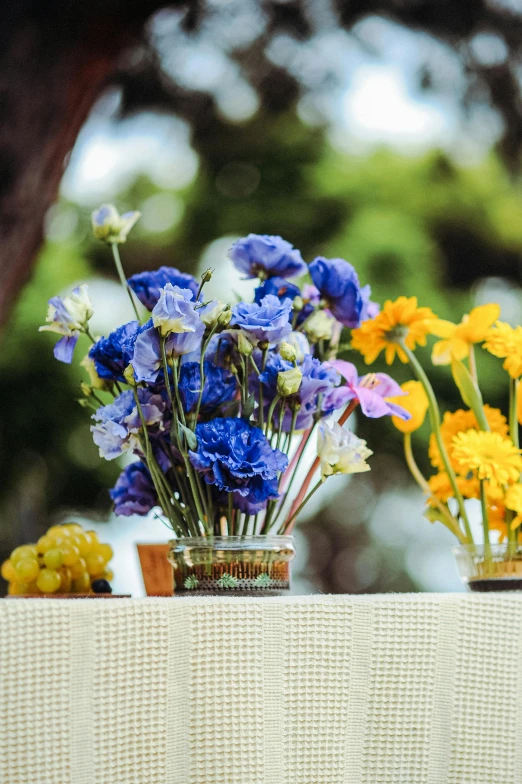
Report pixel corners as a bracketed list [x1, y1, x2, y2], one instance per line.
[1, 593, 521, 784]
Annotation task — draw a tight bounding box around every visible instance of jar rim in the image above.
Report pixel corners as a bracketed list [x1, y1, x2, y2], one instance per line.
[169, 535, 294, 547]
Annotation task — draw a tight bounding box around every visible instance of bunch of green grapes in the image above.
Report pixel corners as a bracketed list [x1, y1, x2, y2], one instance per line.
[1, 523, 114, 595]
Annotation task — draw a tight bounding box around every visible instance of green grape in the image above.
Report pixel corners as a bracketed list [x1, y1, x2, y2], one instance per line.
[64, 523, 83, 535]
[14, 559, 40, 582]
[11, 545, 38, 564]
[1, 560, 16, 581]
[61, 544, 80, 566]
[43, 548, 64, 569]
[36, 535, 54, 554]
[71, 571, 91, 593]
[96, 543, 113, 563]
[36, 568, 61, 594]
[9, 581, 35, 595]
[85, 553, 105, 576]
[69, 558, 87, 579]
[74, 532, 92, 557]
[103, 569, 114, 582]
[57, 567, 72, 594]
[47, 525, 71, 539]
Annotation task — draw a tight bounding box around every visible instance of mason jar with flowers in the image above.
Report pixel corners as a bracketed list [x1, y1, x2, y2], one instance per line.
[351, 297, 522, 590]
[39, 207, 413, 595]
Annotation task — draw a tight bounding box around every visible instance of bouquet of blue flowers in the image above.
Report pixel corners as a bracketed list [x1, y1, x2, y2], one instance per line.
[40, 205, 411, 538]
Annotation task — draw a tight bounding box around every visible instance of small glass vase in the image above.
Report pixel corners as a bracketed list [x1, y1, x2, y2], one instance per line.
[453, 543, 522, 592]
[168, 535, 296, 595]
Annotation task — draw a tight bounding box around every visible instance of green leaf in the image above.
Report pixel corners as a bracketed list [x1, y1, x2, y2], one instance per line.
[451, 359, 489, 431]
[241, 394, 256, 420]
[178, 422, 198, 451]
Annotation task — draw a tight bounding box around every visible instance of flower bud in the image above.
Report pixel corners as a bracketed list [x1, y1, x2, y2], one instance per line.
[237, 331, 254, 357]
[303, 310, 335, 342]
[91, 204, 141, 244]
[277, 367, 303, 397]
[80, 382, 93, 397]
[124, 364, 137, 386]
[293, 296, 304, 312]
[80, 355, 110, 391]
[200, 268, 213, 284]
[278, 341, 297, 363]
[217, 306, 232, 326]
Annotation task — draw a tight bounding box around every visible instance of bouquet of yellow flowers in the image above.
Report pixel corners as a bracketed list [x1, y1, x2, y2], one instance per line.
[351, 297, 522, 589]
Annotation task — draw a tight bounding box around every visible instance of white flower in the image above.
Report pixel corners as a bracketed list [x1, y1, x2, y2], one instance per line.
[277, 367, 303, 396]
[91, 204, 141, 244]
[286, 331, 310, 362]
[199, 300, 224, 327]
[303, 310, 335, 342]
[39, 284, 93, 337]
[317, 420, 372, 479]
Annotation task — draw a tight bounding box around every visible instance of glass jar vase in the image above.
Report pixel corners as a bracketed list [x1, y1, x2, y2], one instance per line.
[168, 536, 296, 595]
[453, 544, 522, 592]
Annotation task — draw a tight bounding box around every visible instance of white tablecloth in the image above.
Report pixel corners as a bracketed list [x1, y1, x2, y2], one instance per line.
[1, 594, 521, 784]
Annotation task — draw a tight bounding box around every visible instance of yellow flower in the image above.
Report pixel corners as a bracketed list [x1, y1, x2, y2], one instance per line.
[428, 406, 508, 472]
[351, 296, 438, 365]
[427, 472, 479, 504]
[505, 484, 522, 530]
[452, 430, 522, 487]
[388, 381, 429, 433]
[484, 321, 522, 379]
[430, 304, 500, 365]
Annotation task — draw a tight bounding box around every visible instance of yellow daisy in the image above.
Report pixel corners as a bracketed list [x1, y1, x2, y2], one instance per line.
[505, 484, 522, 530]
[452, 430, 522, 487]
[388, 380, 429, 434]
[351, 296, 438, 365]
[430, 304, 500, 365]
[484, 321, 522, 379]
[428, 406, 508, 472]
[427, 471, 480, 505]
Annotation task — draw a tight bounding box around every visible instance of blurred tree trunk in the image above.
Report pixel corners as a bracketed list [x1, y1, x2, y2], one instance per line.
[0, 1, 171, 327]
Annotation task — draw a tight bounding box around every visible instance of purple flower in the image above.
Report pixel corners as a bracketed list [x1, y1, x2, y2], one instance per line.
[229, 234, 307, 279]
[309, 257, 377, 328]
[128, 266, 199, 310]
[39, 284, 93, 364]
[89, 320, 140, 382]
[189, 418, 287, 511]
[258, 351, 340, 430]
[131, 317, 205, 383]
[323, 360, 411, 420]
[230, 295, 293, 345]
[204, 330, 242, 369]
[152, 283, 202, 337]
[110, 462, 158, 516]
[91, 388, 165, 460]
[254, 277, 301, 305]
[178, 362, 237, 415]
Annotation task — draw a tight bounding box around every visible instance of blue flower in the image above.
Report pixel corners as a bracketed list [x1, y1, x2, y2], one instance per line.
[152, 283, 202, 337]
[39, 284, 93, 364]
[230, 295, 293, 345]
[189, 418, 287, 511]
[178, 362, 237, 415]
[131, 317, 205, 383]
[128, 266, 199, 310]
[110, 461, 157, 516]
[309, 257, 377, 328]
[204, 330, 241, 369]
[91, 388, 165, 460]
[229, 234, 307, 279]
[89, 320, 140, 382]
[254, 277, 301, 305]
[258, 351, 340, 430]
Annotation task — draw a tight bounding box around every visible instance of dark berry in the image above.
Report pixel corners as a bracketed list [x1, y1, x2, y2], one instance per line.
[91, 579, 112, 594]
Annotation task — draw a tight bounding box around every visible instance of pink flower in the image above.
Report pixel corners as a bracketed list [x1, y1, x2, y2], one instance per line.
[323, 360, 411, 421]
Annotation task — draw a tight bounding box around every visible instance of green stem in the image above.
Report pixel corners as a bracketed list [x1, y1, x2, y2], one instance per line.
[480, 480, 492, 560]
[111, 242, 141, 322]
[403, 433, 466, 544]
[401, 342, 473, 543]
[265, 395, 281, 438]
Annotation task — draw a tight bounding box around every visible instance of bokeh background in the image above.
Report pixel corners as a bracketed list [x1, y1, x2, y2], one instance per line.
[2, 0, 522, 594]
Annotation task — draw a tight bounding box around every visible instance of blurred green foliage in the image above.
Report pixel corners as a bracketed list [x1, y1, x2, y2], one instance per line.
[1, 110, 522, 591]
